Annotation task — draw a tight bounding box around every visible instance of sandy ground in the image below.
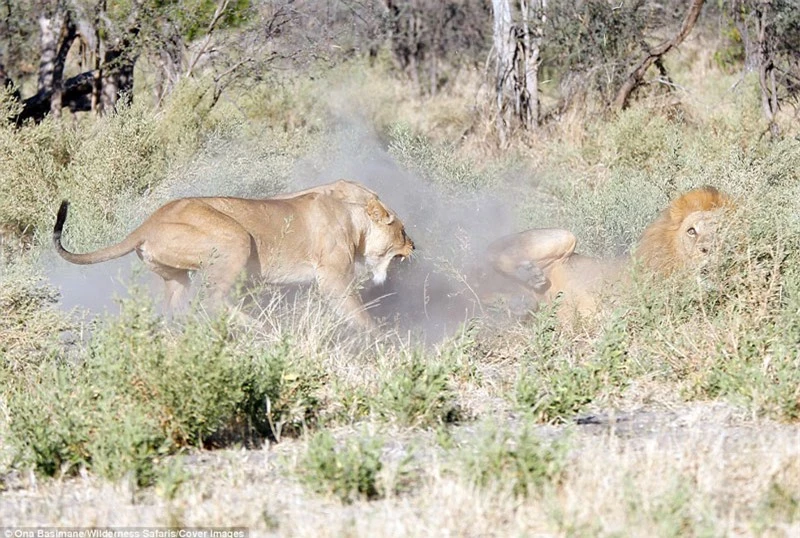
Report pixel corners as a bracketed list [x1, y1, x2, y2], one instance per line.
[2, 401, 799, 537]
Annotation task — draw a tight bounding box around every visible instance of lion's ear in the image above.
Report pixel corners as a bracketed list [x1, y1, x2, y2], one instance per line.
[367, 199, 395, 225]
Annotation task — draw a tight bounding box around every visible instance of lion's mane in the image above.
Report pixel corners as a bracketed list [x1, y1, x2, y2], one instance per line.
[635, 186, 731, 274]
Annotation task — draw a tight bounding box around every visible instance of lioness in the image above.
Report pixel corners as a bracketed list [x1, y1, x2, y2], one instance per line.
[53, 183, 415, 327]
[474, 186, 731, 317]
[271, 179, 381, 204]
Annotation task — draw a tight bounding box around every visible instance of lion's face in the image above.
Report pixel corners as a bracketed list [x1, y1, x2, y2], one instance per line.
[676, 209, 721, 266]
[636, 186, 731, 274]
[363, 199, 415, 285]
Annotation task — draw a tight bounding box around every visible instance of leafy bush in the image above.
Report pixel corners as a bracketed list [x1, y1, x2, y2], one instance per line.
[459, 422, 567, 497]
[299, 430, 387, 504]
[621, 476, 717, 538]
[241, 335, 326, 440]
[0, 108, 69, 236]
[0, 78, 249, 247]
[388, 123, 498, 193]
[514, 307, 637, 423]
[375, 349, 462, 428]
[0, 260, 73, 369]
[3, 295, 325, 485]
[85, 301, 249, 445]
[5, 364, 93, 477]
[756, 477, 800, 533]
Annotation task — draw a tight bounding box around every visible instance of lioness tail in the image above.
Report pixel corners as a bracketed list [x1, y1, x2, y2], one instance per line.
[53, 200, 140, 265]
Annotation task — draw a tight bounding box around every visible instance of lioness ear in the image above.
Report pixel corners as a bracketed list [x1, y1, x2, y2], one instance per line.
[367, 199, 395, 225]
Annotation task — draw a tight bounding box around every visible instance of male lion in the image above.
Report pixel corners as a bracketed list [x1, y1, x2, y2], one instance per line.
[53, 182, 415, 327]
[474, 186, 731, 317]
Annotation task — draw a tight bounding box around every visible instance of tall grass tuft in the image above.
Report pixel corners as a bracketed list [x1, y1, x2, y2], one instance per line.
[299, 430, 388, 504]
[3, 294, 326, 485]
[459, 421, 568, 497]
[375, 349, 462, 428]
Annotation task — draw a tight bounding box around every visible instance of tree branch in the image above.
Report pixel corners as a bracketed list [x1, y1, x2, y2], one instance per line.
[613, 0, 704, 110]
[15, 70, 95, 124]
[185, 0, 230, 79]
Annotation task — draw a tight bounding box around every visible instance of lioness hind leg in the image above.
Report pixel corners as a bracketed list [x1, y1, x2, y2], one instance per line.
[488, 228, 574, 282]
[201, 237, 254, 308]
[144, 261, 191, 313]
[163, 271, 191, 312]
[508, 228, 577, 269]
[140, 210, 255, 311]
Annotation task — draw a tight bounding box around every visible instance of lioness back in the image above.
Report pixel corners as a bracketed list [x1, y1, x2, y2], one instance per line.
[53, 182, 414, 327]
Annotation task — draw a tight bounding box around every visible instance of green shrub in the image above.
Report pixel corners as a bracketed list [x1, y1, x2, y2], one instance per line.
[516, 358, 603, 424]
[375, 349, 461, 428]
[0, 259, 73, 369]
[755, 480, 800, 532]
[514, 307, 636, 423]
[459, 422, 567, 497]
[241, 335, 326, 440]
[387, 123, 498, 193]
[0, 112, 69, 235]
[85, 298, 248, 446]
[621, 476, 716, 538]
[3, 293, 326, 484]
[299, 430, 387, 504]
[84, 398, 171, 485]
[5, 363, 92, 477]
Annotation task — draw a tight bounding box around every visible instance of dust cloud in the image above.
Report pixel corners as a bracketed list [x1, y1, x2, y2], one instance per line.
[44, 115, 525, 342]
[44, 254, 161, 317]
[285, 122, 520, 340]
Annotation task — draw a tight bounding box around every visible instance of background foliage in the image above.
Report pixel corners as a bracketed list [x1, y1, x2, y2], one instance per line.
[0, 0, 799, 534]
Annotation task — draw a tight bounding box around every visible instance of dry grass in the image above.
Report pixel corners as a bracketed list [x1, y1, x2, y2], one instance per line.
[1, 403, 798, 537]
[2, 35, 800, 536]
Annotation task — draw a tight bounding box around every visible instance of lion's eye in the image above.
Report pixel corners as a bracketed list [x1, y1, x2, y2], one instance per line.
[686, 227, 697, 237]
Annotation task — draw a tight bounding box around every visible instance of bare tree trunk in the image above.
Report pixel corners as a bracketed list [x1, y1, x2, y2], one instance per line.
[35, 1, 79, 119]
[407, 3, 423, 90]
[154, 28, 182, 105]
[492, 0, 513, 145]
[520, 0, 545, 129]
[91, 0, 104, 114]
[185, 0, 230, 79]
[493, 0, 544, 142]
[429, 17, 440, 96]
[37, 4, 64, 93]
[614, 0, 705, 110]
[732, 1, 759, 71]
[384, 0, 425, 93]
[100, 40, 136, 111]
[50, 10, 77, 118]
[100, 2, 139, 112]
[0, 59, 18, 98]
[0, 60, 8, 89]
[520, 0, 533, 128]
[756, 2, 780, 138]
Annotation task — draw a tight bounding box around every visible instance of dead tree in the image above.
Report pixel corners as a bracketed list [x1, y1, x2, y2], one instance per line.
[727, 0, 800, 139]
[492, 0, 546, 145]
[383, 0, 489, 96]
[493, 0, 513, 145]
[12, 0, 138, 124]
[34, 0, 78, 119]
[614, 0, 705, 110]
[755, 1, 779, 138]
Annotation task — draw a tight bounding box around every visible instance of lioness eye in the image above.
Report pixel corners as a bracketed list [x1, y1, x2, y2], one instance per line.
[687, 227, 697, 237]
